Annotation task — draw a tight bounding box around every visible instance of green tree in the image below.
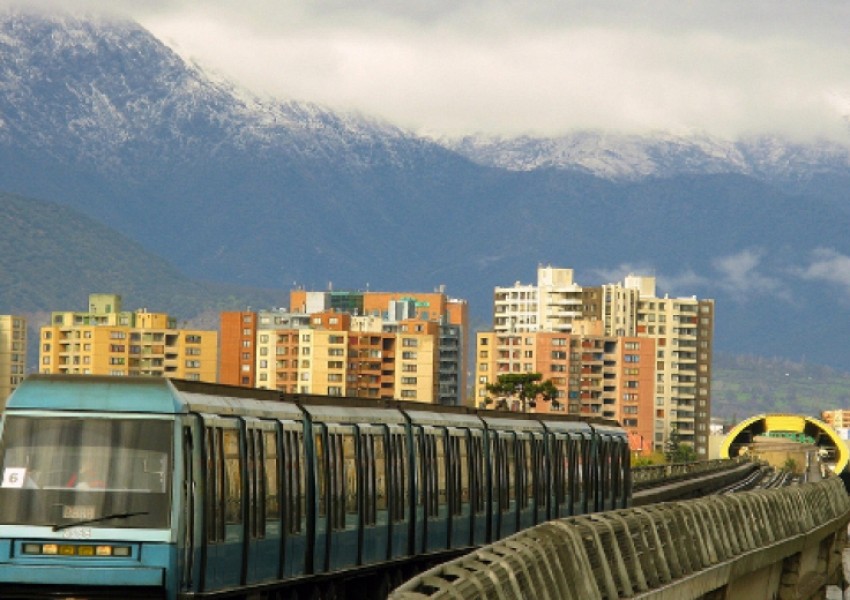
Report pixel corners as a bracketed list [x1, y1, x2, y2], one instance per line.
[485, 372, 560, 411]
[664, 429, 698, 463]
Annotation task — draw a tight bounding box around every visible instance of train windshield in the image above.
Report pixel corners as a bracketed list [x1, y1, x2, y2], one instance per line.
[0, 415, 173, 529]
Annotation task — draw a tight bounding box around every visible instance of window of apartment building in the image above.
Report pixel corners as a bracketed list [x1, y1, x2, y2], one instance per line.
[624, 342, 640, 350]
[656, 397, 664, 406]
[479, 350, 489, 359]
[186, 335, 201, 343]
[301, 334, 311, 343]
[328, 361, 344, 369]
[479, 363, 488, 371]
[623, 406, 638, 414]
[259, 360, 268, 368]
[551, 364, 565, 372]
[110, 344, 125, 352]
[328, 374, 343, 382]
[551, 351, 567, 360]
[110, 331, 126, 340]
[401, 390, 417, 399]
[402, 377, 417, 385]
[402, 338, 418, 347]
[328, 386, 342, 396]
[478, 376, 488, 384]
[623, 393, 637, 401]
[329, 335, 344, 344]
[184, 360, 201, 368]
[328, 348, 344, 357]
[523, 363, 533, 371]
[524, 350, 533, 358]
[552, 338, 567, 346]
[402, 351, 417, 360]
[300, 372, 310, 381]
[300, 360, 310, 369]
[624, 354, 639, 363]
[301, 347, 310, 356]
[403, 364, 417, 373]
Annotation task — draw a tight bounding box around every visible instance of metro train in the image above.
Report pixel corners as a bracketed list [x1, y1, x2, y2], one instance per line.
[0, 375, 630, 599]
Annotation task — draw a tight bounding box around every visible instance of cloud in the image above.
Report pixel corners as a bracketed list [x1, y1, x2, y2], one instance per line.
[4, 0, 850, 139]
[794, 248, 850, 291]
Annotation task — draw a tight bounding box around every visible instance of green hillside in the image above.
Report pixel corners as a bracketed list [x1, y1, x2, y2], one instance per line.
[712, 353, 850, 423]
[0, 190, 286, 367]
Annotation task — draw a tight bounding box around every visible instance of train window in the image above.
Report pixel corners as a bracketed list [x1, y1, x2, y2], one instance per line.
[470, 435, 485, 515]
[314, 431, 326, 521]
[329, 433, 346, 530]
[362, 433, 375, 526]
[374, 434, 387, 514]
[535, 437, 546, 509]
[505, 437, 516, 508]
[423, 432, 439, 518]
[390, 432, 407, 522]
[520, 437, 532, 509]
[342, 433, 358, 517]
[458, 435, 469, 508]
[285, 430, 305, 534]
[246, 430, 261, 538]
[0, 416, 174, 530]
[435, 432, 447, 510]
[264, 431, 280, 524]
[223, 429, 242, 525]
[205, 427, 224, 543]
[448, 435, 460, 516]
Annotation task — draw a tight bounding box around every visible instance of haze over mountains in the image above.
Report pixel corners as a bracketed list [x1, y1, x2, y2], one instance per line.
[3, 11, 850, 371]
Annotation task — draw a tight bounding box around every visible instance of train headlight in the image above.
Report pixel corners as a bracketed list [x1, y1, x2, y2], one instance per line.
[20, 543, 132, 557]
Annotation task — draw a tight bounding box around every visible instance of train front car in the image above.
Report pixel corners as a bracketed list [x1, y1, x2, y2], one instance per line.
[0, 375, 180, 599]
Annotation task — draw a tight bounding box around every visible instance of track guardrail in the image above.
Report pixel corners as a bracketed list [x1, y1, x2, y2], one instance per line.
[389, 477, 850, 600]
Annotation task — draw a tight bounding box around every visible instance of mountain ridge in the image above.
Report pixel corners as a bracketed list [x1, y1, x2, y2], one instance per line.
[3, 11, 850, 371]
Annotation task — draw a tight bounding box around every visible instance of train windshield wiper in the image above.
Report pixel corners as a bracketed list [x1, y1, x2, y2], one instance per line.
[52, 511, 149, 531]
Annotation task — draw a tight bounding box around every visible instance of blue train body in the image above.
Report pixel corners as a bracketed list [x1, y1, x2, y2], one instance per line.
[0, 375, 630, 599]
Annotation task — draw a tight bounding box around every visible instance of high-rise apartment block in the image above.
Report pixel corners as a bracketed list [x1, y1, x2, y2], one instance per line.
[39, 293, 217, 382]
[0, 315, 27, 407]
[476, 266, 713, 456]
[221, 289, 469, 406]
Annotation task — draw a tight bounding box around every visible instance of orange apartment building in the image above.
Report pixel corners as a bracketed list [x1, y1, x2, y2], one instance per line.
[39, 293, 217, 382]
[478, 266, 713, 456]
[475, 328, 655, 453]
[222, 288, 469, 405]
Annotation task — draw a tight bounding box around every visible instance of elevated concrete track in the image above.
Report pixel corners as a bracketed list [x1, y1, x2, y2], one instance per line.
[390, 477, 850, 600]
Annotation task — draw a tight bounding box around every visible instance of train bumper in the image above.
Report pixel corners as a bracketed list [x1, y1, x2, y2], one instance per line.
[0, 563, 164, 586]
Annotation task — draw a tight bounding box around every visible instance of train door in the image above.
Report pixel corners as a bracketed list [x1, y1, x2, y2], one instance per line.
[281, 422, 307, 578]
[494, 431, 518, 538]
[574, 434, 588, 515]
[597, 434, 611, 511]
[551, 433, 567, 519]
[200, 416, 244, 593]
[469, 431, 487, 546]
[243, 419, 281, 585]
[360, 424, 391, 565]
[387, 425, 410, 559]
[178, 417, 202, 596]
[448, 428, 472, 549]
[421, 426, 449, 552]
[313, 423, 361, 572]
[518, 433, 534, 531]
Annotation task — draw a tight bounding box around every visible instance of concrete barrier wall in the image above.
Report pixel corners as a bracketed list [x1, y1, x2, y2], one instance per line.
[389, 477, 850, 600]
[632, 457, 750, 490]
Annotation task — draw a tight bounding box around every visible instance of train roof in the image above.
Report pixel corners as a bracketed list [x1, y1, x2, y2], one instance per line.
[7, 375, 302, 420]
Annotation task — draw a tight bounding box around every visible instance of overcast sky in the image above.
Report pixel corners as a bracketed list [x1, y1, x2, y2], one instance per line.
[7, 0, 850, 140]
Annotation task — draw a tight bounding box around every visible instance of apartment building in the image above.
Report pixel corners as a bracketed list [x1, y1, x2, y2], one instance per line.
[222, 288, 469, 405]
[0, 315, 27, 407]
[478, 266, 714, 457]
[39, 294, 217, 382]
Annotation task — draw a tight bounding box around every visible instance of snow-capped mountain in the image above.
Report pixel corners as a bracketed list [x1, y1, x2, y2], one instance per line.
[442, 132, 850, 183]
[4, 10, 850, 371]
